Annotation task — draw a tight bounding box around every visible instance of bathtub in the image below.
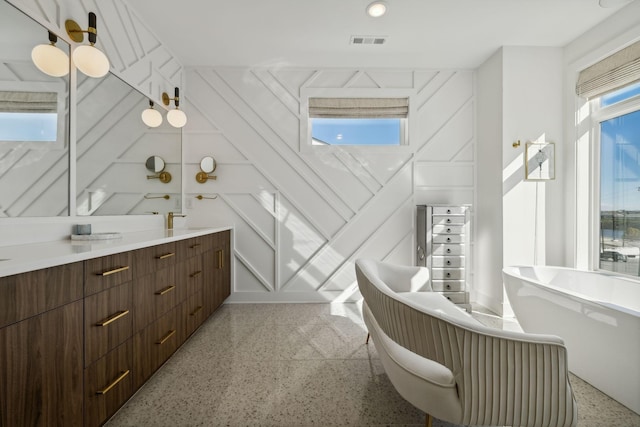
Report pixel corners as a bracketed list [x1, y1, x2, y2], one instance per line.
[503, 265, 640, 414]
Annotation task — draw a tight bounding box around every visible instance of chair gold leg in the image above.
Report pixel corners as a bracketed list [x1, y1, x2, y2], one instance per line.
[365, 332, 370, 344]
[425, 413, 432, 427]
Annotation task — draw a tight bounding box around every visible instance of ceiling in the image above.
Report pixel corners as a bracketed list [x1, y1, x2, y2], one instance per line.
[125, 0, 629, 69]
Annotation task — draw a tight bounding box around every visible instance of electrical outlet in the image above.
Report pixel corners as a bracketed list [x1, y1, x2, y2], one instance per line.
[174, 198, 181, 209]
[186, 198, 193, 209]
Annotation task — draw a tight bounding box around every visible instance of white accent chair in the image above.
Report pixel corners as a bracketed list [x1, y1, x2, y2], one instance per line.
[355, 259, 577, 427]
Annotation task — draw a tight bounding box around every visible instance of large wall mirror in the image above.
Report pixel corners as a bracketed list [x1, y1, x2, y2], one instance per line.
[76, 72, 181, 216]
[0, 0, 70, 217]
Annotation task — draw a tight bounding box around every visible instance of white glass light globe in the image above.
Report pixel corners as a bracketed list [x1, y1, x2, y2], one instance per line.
[73, 45, 109, 78]
[167, 109, 187, 128]
[31, 44, 69, 77]
[141, 107, 163, 128]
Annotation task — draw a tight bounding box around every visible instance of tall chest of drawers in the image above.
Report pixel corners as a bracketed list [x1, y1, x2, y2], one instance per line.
[417, 204, 471, 311]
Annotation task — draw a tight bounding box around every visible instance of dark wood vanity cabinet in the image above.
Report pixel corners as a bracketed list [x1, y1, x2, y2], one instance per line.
[0, 264, 84, 427]
[0, 229, 231, 427]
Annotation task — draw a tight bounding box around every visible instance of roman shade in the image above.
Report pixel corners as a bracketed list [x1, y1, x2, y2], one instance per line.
[0, 90, 57, 113]
[576, 40, 640, 99]
[308, 97, 409, 118]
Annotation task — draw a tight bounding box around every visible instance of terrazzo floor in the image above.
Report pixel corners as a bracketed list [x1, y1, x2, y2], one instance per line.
[105, 303, 640, 427]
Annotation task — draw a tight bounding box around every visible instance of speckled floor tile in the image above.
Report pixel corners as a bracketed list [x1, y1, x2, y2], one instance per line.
[105, 303, 640, 427]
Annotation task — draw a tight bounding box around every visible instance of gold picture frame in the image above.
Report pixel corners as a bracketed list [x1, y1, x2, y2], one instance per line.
[525, 141, 555, 181]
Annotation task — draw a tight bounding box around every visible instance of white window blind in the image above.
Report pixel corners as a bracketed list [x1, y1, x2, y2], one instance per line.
[576, 41, 640, 100]
[0, 90, 57, 113]
[308, 97, 408, 118]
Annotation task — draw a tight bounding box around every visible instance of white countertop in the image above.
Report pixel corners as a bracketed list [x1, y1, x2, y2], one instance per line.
[0, 226, 232, 278]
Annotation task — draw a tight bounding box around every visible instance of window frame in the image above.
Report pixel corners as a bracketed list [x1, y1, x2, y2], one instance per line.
[589, 88, 640, 274]
[299, 88, 415, 154]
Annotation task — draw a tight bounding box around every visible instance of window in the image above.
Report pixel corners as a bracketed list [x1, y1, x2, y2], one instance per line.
[594, 83, 640, 276]
[300, 91, 412, 151]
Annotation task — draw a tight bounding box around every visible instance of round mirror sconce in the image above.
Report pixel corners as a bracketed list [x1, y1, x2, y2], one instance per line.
[196, 156, 217, 183]
[146, 155, 172, 183]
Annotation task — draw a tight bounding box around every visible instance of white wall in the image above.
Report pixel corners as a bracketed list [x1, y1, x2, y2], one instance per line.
[476, 46, 564, 315]
[183, 68, 475, 302]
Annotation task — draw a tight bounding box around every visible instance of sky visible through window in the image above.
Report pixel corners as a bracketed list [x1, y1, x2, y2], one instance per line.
[311, 118, 401, 145]
[0, 112, 57, 142]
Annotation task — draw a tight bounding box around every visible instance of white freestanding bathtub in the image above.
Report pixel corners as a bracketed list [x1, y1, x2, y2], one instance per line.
[503, 266, 640, 414]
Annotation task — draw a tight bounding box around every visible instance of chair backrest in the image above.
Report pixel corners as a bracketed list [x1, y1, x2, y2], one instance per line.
[356, 259, 578, 427]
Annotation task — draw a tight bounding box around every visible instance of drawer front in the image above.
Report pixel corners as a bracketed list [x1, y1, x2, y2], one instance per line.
[441, 291, 469, 304]
[133, 308, 180, 389]
[133, 242, 177, 278]
[432, 244, 464, 256]
[0, 262, 83, 328]
[432, 206, 466, 215]
[84, 340, 133, 427]
[431, 257, 465, 268]
[85, 253, 133, 296]
[133, 266, 177, 332]
[431, 280, 465, 292]
[432, 216, 465, 226]
[431, 268, 464, 280]
[183, 291, 205, 338]
[432, 234, 462, 244]
[84, 282, 133, 367]
[176, 236, 207, 262]
[179, 256, 204, 298]
[432, 225, 464, 235]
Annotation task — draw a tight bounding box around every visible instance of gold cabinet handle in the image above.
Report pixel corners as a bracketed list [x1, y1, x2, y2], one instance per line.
[156, 252, 175, 260]
[190, 243, 201, 249]
[156, 329, 176, 345]
[217, 249, 224, 269]
[98, 266, 130, 276]
[96, 310, 130, 327]
[155, 285, 176, 296]
[96, 370, 130, 395]
[190, 270, 202, 278]
[190, 306, 203, 316]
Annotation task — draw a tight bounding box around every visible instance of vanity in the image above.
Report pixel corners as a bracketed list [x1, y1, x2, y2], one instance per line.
[0, 227, 231, 427]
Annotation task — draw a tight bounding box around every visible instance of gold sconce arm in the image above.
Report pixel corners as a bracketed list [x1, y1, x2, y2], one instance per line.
[147, 171, 172, 183]
[144, 194, 170, 200]
[196, 194, 218, 200]
[195, 171, 216, 183]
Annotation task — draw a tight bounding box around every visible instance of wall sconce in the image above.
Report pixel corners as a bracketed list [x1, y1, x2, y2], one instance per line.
[162, 87, 187, 128]
[366, 1, 388, 17]
[31, 31, 69, 77]
[195, 156, 217, 183]
[141, 100, 163, 128]
[65, 12, 110, 78]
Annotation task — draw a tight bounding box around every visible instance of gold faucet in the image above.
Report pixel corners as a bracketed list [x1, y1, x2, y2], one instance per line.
[167, 212, 186, 230]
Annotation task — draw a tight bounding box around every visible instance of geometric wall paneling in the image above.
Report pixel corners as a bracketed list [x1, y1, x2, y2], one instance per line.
[234, 257, 274, 293]
[343, 70, 384, 89]
[184, 133, 245, 162]
[276, 194, 329, 289]
[224, 193, 275, 246]
[414, 163, 474, 188]
[355, 70, 416, 89]
[414, 188, 475, 207]
[416, 100, 475, 161]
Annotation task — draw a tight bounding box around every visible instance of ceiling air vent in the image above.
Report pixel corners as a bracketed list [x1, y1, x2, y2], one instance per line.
[350, 35, 387, 45]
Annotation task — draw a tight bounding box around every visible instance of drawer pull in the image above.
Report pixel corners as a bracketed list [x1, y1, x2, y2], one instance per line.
[190, 243, 201, 249]
[190, 306, 203, 316]
[97, 370, 130, 395]
[446, 272, 451, 277]
[156, 329, 176, 345]
[190, 270, 203, 278]
[156, 252, 175, 260]
[447, 209, 451, 214]
[98, 266, 130, 277]
[446, 248, 452, 254]
[96, 310, 130, 327]
[446, 218, 451, 223]
[446, 228, 451, 233]
[217, 250, 224, 269]
[446, 237, 451, 242]
[155, 285, 176, 296]
[446, 260, 451, 265]
[446, 284, 451, 289]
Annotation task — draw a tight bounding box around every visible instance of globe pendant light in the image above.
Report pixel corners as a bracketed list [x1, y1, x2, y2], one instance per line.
[141, 100, 163, 128]
[162, 87, 188, 128]
[65, 12, 110, 78]
[31, 31, 69, 77]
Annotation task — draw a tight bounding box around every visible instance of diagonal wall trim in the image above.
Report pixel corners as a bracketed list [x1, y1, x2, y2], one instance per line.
[234, 249, 274, 292]
[334, 151, 380, 194]
[251, 69, 300, 119]
[221, 193, 275, 249]
[415, 71, 441, 96]
[416, 71, 458, 111]
[192, 68, 352, 232]
[451, 136, 475, 163]
[417, 95, 474, 153]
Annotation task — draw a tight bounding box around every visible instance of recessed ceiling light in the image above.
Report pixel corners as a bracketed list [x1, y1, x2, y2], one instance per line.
[366, 1, 387, 17]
